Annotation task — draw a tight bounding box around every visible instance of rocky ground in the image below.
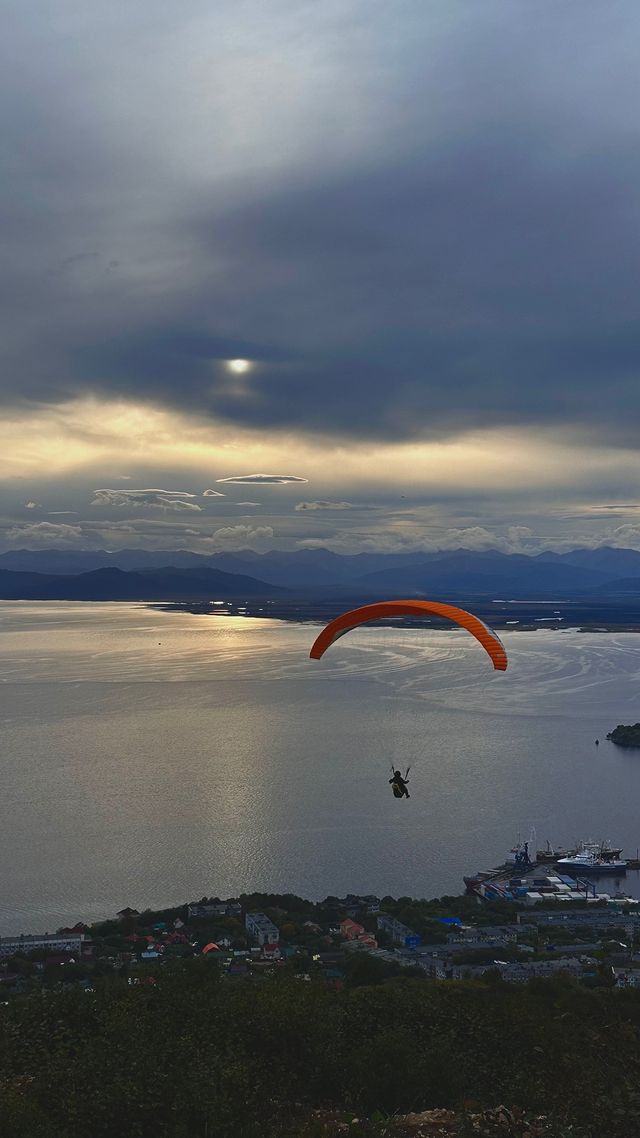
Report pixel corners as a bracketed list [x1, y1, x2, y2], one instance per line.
[302, 1106, 569, 1137]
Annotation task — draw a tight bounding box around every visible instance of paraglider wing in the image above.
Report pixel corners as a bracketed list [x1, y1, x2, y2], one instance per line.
[309, 600, 507, 671]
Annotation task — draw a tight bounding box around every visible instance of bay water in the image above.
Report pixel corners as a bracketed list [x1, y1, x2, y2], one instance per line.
[1, 601, 640, 935]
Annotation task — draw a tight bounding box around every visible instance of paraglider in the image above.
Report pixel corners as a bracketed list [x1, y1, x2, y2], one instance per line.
[310, 600, 507, 803]
[389, 766, 410, 799]
[309, 599, 508, 671]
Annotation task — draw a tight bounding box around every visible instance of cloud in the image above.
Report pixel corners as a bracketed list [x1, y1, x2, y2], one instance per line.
[584, 504, 640, 512]
[24, 501, 41, 510]
[91, 488, 202, 511]
[607, 525, 640, 550]
[216, 473, 308, 485]
[236, 501, 260, 506]
[205, 524, 274, 551]
[202, 488, 225, 497]
[1, 3, 640, 454]
[4, 3, 640, 556]
[6, 522, 83, 547]
[297, 524, 534, 556]
[295, 500, 357, 511]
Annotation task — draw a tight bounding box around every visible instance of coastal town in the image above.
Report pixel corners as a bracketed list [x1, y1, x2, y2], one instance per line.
[4, 844, 640, 997]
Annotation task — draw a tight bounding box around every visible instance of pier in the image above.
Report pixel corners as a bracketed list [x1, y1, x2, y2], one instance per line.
[464, 847, 639, 907]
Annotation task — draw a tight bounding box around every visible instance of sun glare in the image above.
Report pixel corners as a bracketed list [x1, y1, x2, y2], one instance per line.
[227, 358, 251, 374]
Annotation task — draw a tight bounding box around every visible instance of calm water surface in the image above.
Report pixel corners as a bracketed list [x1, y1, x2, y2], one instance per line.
[1, 601, 640, 934]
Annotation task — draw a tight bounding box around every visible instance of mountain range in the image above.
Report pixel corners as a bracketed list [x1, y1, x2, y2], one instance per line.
[2, 545, 640, 601]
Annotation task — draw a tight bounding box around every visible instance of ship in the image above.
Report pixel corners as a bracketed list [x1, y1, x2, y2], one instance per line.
[555, 841, 627, 875]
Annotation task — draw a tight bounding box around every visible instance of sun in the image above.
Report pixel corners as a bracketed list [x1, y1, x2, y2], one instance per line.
[226, 358, 251, 374]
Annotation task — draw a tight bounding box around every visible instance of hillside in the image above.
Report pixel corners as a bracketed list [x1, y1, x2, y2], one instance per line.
[0, 965, 637, 1137]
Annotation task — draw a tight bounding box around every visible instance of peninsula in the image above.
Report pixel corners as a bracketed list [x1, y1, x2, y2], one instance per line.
[607, 723, 640, 747]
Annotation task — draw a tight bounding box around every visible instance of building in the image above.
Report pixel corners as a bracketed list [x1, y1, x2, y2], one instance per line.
[517, 910, 636, 939]
[116, 908, 139, 921]
[376, 913, 421, 947]
[450, 956, 583, 984]
[188, 899, 242, 919]
[245, 912, 279, 946]
[0, 932, 86, 958]
[446, 925, 517, 945]
[337, 894, 380, 916]
[409, 956, 448, 980]
[188, 900, 229, 919]
[339, 918, 365, 941]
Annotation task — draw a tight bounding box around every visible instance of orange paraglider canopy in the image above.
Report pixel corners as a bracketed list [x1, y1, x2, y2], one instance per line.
[309, 600, 507, 671]
[202, 942, 220, 954]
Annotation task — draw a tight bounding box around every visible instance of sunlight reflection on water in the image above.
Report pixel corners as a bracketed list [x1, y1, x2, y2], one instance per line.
[1, 602, 640, 933]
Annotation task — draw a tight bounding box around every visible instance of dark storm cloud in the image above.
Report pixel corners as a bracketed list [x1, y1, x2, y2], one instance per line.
[3, 1, 640, 443]
[295, 501, 357, 511]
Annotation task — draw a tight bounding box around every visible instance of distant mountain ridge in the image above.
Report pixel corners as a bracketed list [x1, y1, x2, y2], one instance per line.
[353, 551, 614, 596]
[2, 545, 640, 601]
[0, 565, 286, 601]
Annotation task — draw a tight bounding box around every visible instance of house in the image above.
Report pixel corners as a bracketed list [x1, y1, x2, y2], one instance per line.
[357, 934, 378, 948]
[314, 950, 345, 964]
[245, 912, 279, 946]
[339, 918, 365, 941]
[303, 921, 323, 934]
[43, 953, 76, 967]
[116, 908, 139, 920]
[0, 972, 25, 993]
[615, 969, 640, 987]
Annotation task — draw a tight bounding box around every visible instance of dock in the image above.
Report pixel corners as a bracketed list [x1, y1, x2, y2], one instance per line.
[464, 854, 637, 907]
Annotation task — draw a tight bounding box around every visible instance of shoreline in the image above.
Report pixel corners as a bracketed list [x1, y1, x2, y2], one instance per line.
[148, 599, 640, 634]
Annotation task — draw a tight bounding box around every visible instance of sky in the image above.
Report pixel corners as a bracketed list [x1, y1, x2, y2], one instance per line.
[3, 0, 640, 557]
